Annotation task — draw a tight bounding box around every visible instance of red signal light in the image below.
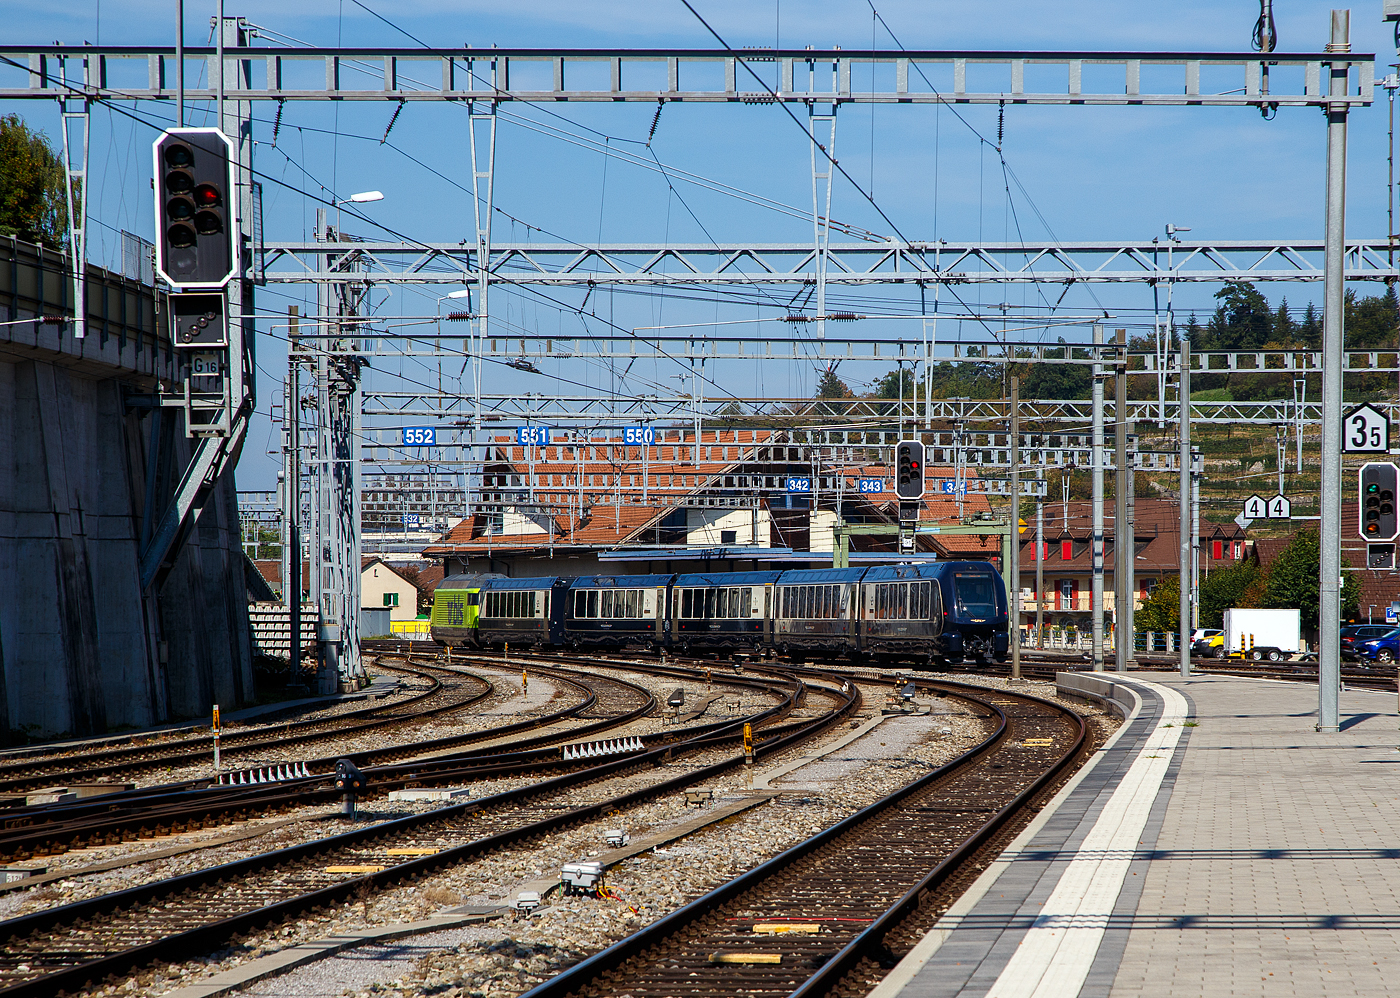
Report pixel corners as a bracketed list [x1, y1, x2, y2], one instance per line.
[193, 184, 221, 207]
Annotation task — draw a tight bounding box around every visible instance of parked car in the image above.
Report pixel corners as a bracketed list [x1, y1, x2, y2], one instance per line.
[1191, 629, 1225, 658]
[1346, 626, 1400, 664]
[1340, 624, 1397, 660]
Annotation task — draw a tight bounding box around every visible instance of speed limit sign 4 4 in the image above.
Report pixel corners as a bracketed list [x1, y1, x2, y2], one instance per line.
[1343, 403, 1390, 454]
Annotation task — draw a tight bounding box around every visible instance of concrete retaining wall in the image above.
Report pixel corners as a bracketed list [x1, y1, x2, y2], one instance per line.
[1055, 671, 1138, 721]
[0, 237, 254, 740]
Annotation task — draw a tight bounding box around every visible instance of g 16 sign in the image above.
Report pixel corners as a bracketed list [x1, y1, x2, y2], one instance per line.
[401, 426, 436, 446]
[516, 426, 551, 446]
[856, 478, 886, 494]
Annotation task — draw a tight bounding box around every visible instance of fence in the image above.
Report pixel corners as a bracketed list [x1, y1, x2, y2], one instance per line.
[1019, 629, 1181, 653]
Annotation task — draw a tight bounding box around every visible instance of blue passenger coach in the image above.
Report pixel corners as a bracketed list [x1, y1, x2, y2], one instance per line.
[669, 571, 781, 652]
[476, 576, 572, 648]
[773, 567, 865, 656]
[860, 561, 1007, 664]
[563, 574, 672, 649]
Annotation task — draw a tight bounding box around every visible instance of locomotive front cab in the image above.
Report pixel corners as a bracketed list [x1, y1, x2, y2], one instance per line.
[943, 564, 1009, 663]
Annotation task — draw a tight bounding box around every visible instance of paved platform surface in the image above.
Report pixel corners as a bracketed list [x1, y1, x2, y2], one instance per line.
[882, 670, 1400, 998]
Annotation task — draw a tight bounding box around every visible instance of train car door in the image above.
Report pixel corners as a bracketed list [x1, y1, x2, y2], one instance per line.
[762, 584, 774, 646]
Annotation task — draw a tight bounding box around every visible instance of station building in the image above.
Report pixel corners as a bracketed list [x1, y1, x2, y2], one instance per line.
[1013, 499, 1247, 637]
[421, 429, 1007, 577]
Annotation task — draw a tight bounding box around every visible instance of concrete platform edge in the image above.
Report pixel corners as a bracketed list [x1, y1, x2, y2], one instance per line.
[866, 675, 1147, 998]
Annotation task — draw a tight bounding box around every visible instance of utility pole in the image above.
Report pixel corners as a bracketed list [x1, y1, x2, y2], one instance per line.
[1191, 446, 1202, 630]
[1115, 328, 1129, 672]
[1317, 8, 1350, 733]
[1091, 325, 1105, 672]
[1010, 376, 1021, 680]
[1125, 445, 1136, 663]
[282, 309, 302, 686]
[1179, 337, 1192, 678]
[1036, 484, 1045, 648]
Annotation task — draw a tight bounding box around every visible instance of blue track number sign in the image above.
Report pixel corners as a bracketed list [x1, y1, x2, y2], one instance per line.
[856, 478, 885, 493]
[622, 427, 655, 445]
[785, 477, 813, 493]
[516, 426, 551, 446]
[401, 426, 436, 446]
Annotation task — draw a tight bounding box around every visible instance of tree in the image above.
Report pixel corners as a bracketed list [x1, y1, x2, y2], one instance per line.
[1135, 575, 1179, 634]
[816, 366, 851, 400]
[0, 114, 69, 247]
[1273, 298, 1295, 344]
[873, 367, 917, 400]
[1203, 283, 1272, 350]
[1299, 302, 1321, 348]
[815, 366, 852, 416]
[1261, 527, 1360, 631]
[1197, 560, 1258, 629]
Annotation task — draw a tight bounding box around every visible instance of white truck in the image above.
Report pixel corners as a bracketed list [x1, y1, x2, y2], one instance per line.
[1223, 608, 1301, 662]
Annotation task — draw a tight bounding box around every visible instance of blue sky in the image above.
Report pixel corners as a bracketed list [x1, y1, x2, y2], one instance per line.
[2, 1, 1397, 490]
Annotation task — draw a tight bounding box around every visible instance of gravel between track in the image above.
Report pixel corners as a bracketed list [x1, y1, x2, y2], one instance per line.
[106, 678, 1123, 998]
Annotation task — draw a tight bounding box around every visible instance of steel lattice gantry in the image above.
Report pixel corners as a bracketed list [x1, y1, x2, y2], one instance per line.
[260, 238, 1400, 286]
[0, 34, 1376, 709]
[0, 44, 1375, 107]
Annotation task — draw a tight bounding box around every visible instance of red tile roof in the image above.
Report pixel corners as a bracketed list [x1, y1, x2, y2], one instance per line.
[422, 428, 995, 559]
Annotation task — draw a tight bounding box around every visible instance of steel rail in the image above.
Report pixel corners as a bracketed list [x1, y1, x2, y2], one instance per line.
[0, 666, 856, 997]
[517, 680, 1085, 998]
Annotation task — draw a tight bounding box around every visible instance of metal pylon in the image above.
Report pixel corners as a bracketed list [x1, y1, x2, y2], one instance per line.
[57, 54, 89, 339]
[809, 107, 835, 340]
[310, 209, 366, 686]
[469, 99, 496, 437]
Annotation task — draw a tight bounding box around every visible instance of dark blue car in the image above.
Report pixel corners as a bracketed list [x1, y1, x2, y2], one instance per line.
[1349, 626, 1400, 664]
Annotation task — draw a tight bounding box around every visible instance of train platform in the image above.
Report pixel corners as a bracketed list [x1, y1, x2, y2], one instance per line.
[876, 669, 1400, 998]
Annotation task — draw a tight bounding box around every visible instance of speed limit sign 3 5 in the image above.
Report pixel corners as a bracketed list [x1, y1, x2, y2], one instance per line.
[1343, 403, 1390, 454]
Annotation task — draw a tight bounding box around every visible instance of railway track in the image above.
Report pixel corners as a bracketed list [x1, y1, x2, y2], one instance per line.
[520, 679, 1090, 998]
[0, 663, 856, 997]
[0, 657, 813, 863]
[0, 662, 663, 861]
[0, 660, 496, 793]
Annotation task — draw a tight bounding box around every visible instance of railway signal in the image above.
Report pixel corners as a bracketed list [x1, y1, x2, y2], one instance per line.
[895, 440, 925, 500]
[1359, 462, 1399, 541]
[153, 128, 236, 288]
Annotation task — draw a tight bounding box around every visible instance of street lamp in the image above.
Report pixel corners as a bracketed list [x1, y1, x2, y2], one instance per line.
[336, 190, 384, 205]
[332, 191, 384, 234]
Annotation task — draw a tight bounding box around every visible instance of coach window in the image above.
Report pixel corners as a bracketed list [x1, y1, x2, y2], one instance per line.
[574, 591, 585, 618]
[717, 588, 730, 619]
[741, 588, 752, 617]
[583, 590, 596, 618]
[877, 585, 887, 619]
